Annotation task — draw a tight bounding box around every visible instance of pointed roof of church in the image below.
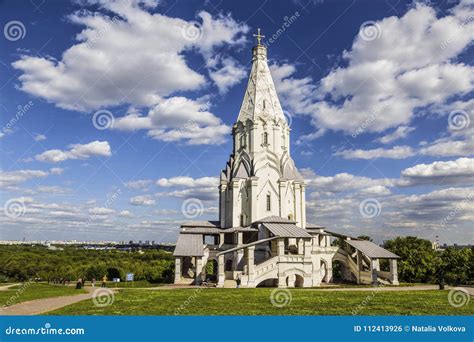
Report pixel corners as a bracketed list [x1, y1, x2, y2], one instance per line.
[237, 29, 286, 124]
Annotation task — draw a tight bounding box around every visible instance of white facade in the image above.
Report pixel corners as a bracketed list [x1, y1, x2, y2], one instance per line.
[173, 34, 400, 288]
[219, 44, 306, 229]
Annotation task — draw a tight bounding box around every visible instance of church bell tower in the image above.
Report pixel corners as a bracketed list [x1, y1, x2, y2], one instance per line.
[219, 29, 306, 229]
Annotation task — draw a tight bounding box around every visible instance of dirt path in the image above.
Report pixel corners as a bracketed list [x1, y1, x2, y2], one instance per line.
[0, 284, 20, 291]
[0, 287, 115, 316]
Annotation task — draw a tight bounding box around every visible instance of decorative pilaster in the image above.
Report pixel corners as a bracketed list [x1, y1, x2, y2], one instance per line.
[390, 259, 399, 285]
[247, 246, 255, 287]
[217, 254, 225, 287]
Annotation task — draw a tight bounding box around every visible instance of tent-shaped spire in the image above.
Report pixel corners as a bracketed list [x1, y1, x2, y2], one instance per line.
[236, 29, 286, 124]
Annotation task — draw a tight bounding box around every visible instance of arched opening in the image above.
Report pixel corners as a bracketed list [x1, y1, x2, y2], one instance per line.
[182, 256, 195, 278]
[294, 274, 304, 287]
[320, 260, 328, 283]
[256, 278, 278, 287]
[204, 259, 218, 283]
[225, 259, 233, 272]
[332, 260, 344, 283]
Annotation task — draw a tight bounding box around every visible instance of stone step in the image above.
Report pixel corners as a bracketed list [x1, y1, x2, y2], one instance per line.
[224, 279, 237, 288]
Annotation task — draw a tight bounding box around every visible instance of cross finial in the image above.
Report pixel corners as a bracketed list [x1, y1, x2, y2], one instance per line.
[253, 28, 265, 46]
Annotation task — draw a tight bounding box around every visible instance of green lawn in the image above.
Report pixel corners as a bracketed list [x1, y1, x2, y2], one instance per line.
[49, 288, 474, 315]
[0, 283, 87, 307]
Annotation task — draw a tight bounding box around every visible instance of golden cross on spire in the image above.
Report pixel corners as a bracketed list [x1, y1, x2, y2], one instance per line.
[253, 28, 265, 46]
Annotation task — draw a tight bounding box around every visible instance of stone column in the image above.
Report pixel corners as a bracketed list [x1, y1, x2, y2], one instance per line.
[219, 233, 225, 247]
[234, 232, 244, 270]
[174, 257, 181, 284]
[217, 254, 225, 287]
[312, 255, 321, 286]
[389, 259, 399, 285]
[297, 238, 304, 255]
[304, 240, 311, 258]
[370, 258, 378, 285]
[277, 238, 285, 256]
[247, 246, 255, 287]
[195, 257, 203, 285]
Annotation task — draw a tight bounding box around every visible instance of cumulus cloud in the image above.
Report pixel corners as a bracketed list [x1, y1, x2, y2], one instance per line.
[271, 2, 474, 136]
[156, 176, 217, 188]
[209, 57, 247, 94]
[0, 169, 49, 187]
[376, 126, 415, 144]
[400, 157, 474, 186]
[129, 195, 155, 206]
[156, 176, 218, 201]
[125, 179, 153, 190]
[113, 97, 230, 145]
[335, 146, 416, 160]
[35, 141, 111, 163]
[33, 134, 47, 142]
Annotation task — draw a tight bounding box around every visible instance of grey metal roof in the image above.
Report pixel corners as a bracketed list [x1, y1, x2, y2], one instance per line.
[262, 223, 312, 238]
[173, 234, 203, 256]
[255, 216, 296, 224]
[181, 227, 222, 234]
[345, 240, 400, 259]
[217, 237, 278, 256]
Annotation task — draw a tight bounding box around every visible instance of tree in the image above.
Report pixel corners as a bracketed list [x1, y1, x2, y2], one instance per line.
[384, 236, 438, 283]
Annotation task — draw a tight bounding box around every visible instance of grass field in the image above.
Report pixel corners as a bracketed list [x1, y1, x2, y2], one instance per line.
[49, 288, 474, 315]
[0, 283, 87, 307]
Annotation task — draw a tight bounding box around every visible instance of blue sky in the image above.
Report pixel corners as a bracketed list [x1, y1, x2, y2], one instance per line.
[1, 0, 473, 244]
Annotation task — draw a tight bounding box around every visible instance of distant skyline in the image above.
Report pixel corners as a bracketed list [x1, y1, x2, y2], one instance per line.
[1, 0, 473, 244]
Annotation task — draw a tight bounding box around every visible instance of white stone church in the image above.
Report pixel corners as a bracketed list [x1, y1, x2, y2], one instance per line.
[173, 31, 400, 288]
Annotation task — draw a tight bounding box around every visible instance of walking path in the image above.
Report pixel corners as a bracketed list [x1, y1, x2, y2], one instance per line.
[0, 284, 20, 291]
[0, 287, 115, 316]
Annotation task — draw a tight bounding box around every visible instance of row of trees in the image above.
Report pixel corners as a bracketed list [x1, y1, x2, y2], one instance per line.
[0, 245, 174, 283]
[383, 236, 473, 285]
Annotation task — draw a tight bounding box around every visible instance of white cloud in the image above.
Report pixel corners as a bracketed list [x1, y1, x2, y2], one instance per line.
[156, 176, 217, 188]
[125, 179, 153, 190]
[114, 97, 230, 145]
[400, 157, 474, 185]
[209, 57, 246, 94]
[270, 3, 474, 136]
[376, 126, 415, 144]
[335, 146, 416, 160]
[33, 134, 47, 142]
[35, 141, 111, 163]
[49, 167, 64, 175]
[89, 207, 115, 215]
[129, 195, 155, 206]
[0, 169, 49, 187]
[119, 210, 134, 217]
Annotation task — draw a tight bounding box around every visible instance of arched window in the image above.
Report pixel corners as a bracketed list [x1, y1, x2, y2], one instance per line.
[263, 99, 266, 109]
[263, 132, 268, 145]
[266, 194, 271, 211]
[240, 214, 245, 226]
